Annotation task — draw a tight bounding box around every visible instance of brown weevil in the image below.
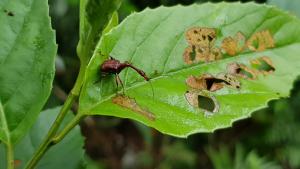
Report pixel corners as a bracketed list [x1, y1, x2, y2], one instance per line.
[100, 56, 151, 93]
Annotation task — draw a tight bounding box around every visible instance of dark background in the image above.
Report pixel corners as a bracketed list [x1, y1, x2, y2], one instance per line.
[48, 0, 300, 168]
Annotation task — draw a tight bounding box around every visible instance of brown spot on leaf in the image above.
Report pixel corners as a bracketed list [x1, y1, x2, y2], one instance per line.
[185, 27, 217, 47]
[227, 62, 258, 79]
[209, 47, 223, 61]
[183, 27, 222, 64]
[185, 91, 219, 113]
[186, 73, 240, 92]
[246, 30, 274, 52]
[251, 56, 275, 75]
[216, 73, 241, 89]
[186, 74, 223, 91]
[112, 95, 155, 121]
[221, 32, 246, 56]
[183, 45, 198, 64]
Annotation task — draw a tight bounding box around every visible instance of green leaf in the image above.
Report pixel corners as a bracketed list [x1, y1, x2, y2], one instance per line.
[77, 0, 122, 64]
[268, 0, 300, 18]
[0, 0, 57, 144]
[102, 11, 119, 35]
[0, 107, 84, 169]
[79, 2, 300, 137]
[0, 101, 9, 146]
[0, 100, 14, 169]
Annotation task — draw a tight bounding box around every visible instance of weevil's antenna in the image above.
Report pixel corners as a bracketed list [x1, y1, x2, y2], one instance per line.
[116, 74, 125, 95]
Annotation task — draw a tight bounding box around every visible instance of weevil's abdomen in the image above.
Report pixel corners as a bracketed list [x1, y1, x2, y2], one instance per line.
[100, 59, 124, 74]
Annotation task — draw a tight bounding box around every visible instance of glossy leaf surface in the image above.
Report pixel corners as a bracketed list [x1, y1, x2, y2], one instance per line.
[80, 3, 300, 137]
[77, 0, 122, 64]
[0, 0, 56, 144]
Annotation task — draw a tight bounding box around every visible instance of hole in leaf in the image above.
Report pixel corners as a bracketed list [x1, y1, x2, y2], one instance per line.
[251, 56, 275, 74]
[185, 91, 219, 113]
[112, 95, 155, 121]
[186, 73, 240, 92]
[198, 95, 215, 112]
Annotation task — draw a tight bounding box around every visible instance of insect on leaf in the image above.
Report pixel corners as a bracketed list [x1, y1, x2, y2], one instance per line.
[79, 3, 300, 137]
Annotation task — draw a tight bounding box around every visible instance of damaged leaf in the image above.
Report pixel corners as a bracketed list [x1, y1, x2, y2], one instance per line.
[184, 27, 222, 64]
[227, 62, 258, 80]
[186, 73, 240, 92]
[221, 32, 246, 56]
[246, 30, 275, 52]
[79, 3, 300, 137]
[185, 91, 219, 113]
[185, 27, 217, 47]
[112, 95, 156, 121]
[251, 56, 275, 75]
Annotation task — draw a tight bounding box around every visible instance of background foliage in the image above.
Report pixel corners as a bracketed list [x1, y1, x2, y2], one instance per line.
[2, 0, 299, 169]
[48, 0, 300, 168]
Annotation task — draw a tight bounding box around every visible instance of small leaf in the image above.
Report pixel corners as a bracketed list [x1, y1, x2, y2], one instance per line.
[0, 107, 84, 169]
[77, 0, 122, 64]
[0, 0, 57, 144]
[102, 11, 119, 35]
[79, 3, 300, 137]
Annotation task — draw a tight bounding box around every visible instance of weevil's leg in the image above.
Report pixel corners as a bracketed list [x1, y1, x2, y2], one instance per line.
[114, 74, 119, 94]
[116, 74, 125, 95]
[109, 56, 115, 60]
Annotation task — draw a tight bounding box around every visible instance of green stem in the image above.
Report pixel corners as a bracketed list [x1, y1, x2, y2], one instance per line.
[25, 66, 86, 169]
[0, 102, 14, 169]
[52, 114, 83, 144]
[5, 140, 14, 169]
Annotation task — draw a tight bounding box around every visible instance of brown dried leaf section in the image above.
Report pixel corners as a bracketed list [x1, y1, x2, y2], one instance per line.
[221, 32, 246, 56]
[227, 62, 259, 80]
[186, 73, 240, 92]
[227, 56, 275, 80]
[222, 29, 275, 55]
[112, 95, 155, 121]
[184, 27, 222, 64]
[247, 30, 275, 52]
[183, 27, 277, 114]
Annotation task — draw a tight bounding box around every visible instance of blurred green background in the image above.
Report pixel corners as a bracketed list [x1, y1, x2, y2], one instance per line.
[47, 0, 300, 168]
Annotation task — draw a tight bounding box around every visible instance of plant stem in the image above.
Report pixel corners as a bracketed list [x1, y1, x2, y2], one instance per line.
[52, 114, 83, 144]
[0, 102, 14, 169]
[5, 140, 14, 169]
[25, 66, 86, 169]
